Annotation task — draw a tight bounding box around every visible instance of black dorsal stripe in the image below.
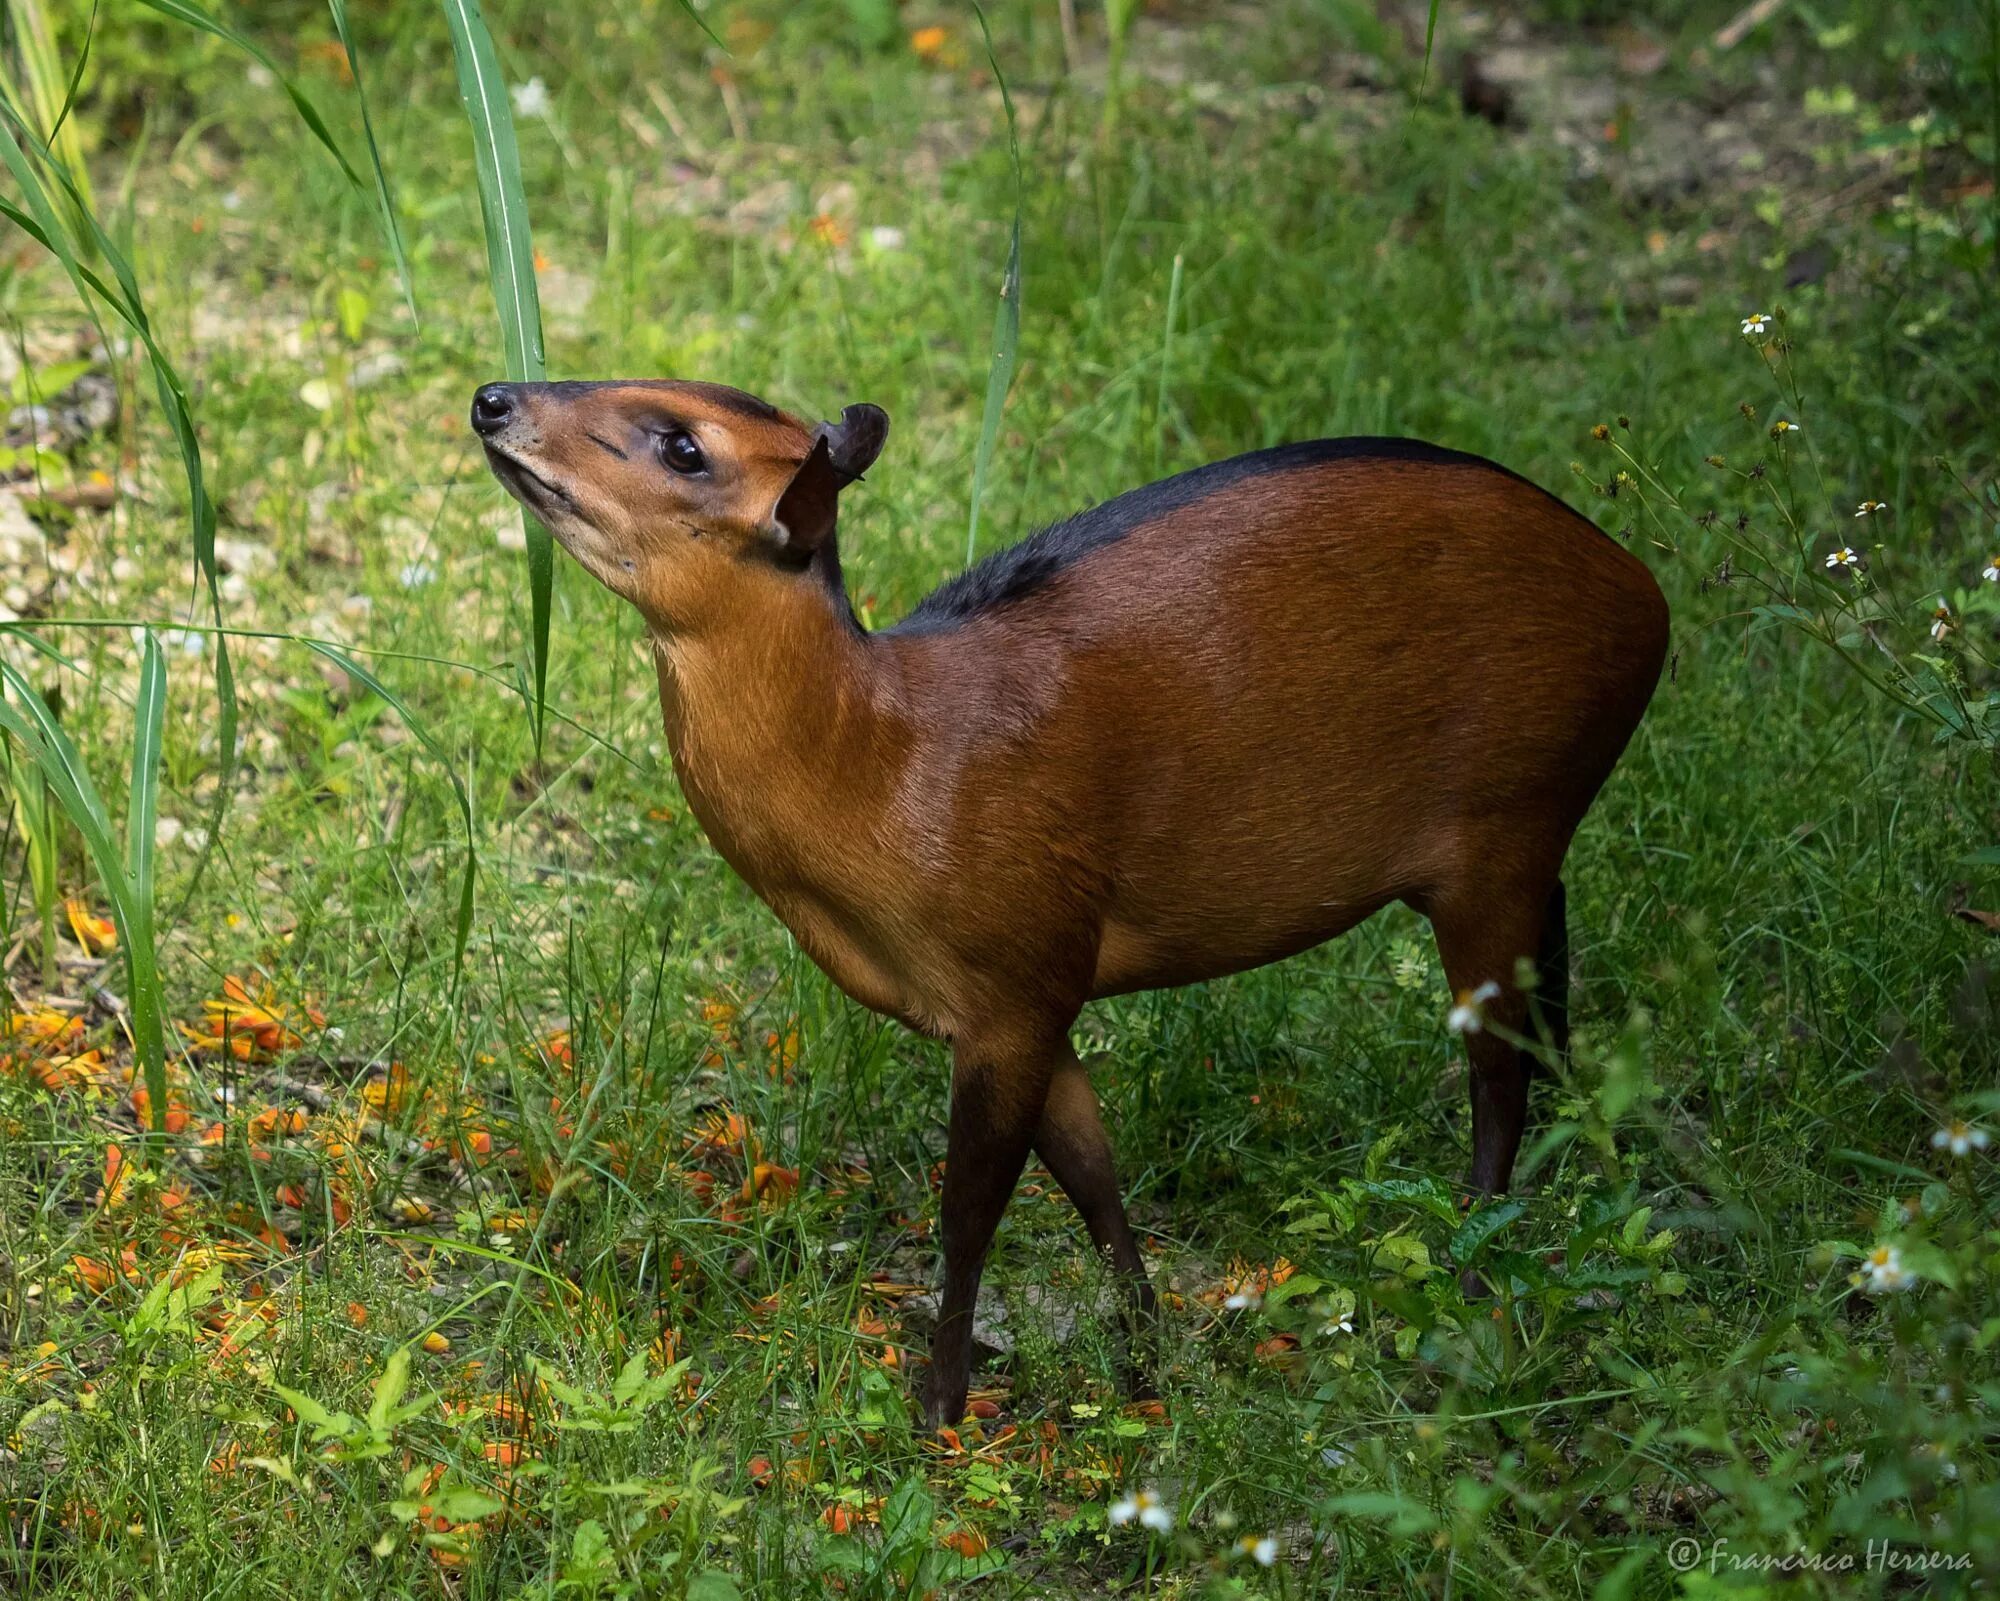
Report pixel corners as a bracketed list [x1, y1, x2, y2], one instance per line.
[890, 437, 1577, 633]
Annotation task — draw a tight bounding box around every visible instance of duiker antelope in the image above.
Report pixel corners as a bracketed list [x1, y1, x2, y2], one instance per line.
[471, 377, 1668, 1428]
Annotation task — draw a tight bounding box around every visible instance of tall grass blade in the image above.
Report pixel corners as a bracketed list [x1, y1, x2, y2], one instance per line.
[2, 737, 60, 988]
[0, 101, 240, 927]
[304, 643, 477, 992]
[0, 647, 169, 1137]
[1419, 0, 1440, 91]
[327, 0, 416, 321]
[134, 0, 360, 185]
[1103, 0, 1137, 140]
[441, 0, 552, 745]
[43, 0, 97, 149]
[672, 0, 727, 51]
[1154, 249, 1182, 472]
[125, 634, 168, 1135]
[965, 3, 1023, 568]
[126, 633, 165, 911]
[8, 0, 96, 249]
[132, 0, 411, 303]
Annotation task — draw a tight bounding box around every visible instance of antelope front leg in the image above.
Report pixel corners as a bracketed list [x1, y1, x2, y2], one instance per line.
[920, 1031, 1054, 1432]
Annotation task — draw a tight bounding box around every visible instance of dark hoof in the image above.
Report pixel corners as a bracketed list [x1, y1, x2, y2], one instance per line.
[920, 1378, 966, 1433]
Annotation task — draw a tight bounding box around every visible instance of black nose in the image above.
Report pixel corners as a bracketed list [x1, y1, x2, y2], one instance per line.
[470, 383, 517, 436]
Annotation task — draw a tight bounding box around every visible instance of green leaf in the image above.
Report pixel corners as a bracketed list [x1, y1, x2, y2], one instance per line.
[433, 1486, 505, 1523]
[1322, 1490, 1437, 1534]
[1354, 1176, 1461, 1223]
[611, 1348, 650, 1408]
[366, 1349, 413, 1434]
[881, 1474, 937, 1551]
[1263, 1272, 1324, 1306]
[441, 0, 552, 741]
[1450, 1198, 1524, 1264]
[270, 1383, 348, 1437]
[686, 1572, 744, 1601]
[1367, 1234, 1435, 1280]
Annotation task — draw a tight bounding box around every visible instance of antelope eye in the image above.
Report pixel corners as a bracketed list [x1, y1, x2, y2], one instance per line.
[658, 429, 706, 474]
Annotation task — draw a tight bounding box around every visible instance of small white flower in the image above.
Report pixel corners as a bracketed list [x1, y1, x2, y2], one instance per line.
[1223, 1290, 1261, 1311]
[1108, 1489, 1172, 1532]
[1854, 499, 1886, 517]
[1237, 1535, 1279, 1566]
[1929, 599, 1954, 641]
[1320, 1312, 1354, 1337]
[1824, 547, 1859, 570]
[1447, 980, 1502, 1036]
[511, 76, 552, 120]
[1770, 418, 1801, 437]
[1931, 1120, 1991, 1157]
[1983, 555, 2000, 583]
[398, 560, 437, 590]
[1859, 1244, 1913, 1294]
[212, 1084, 237, 1107]
[1741, 313, 1772, 338]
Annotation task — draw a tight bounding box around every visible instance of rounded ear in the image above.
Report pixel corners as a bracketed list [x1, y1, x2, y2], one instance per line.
[770, 435, 842, 558]
[817, 403, 890, 485]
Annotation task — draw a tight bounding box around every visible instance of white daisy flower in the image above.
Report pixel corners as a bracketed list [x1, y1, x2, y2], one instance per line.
[1108, 1489, 1172, 1532]
[1854, 500, 1886, 517]
[1930, 600, 1954, 641]
[1825, 547, 1859, 570]
[1770, 418, 1801, 437]
[1447, 980, 1502, 1036]
[1859, 1244, 1913, 1294]
[1320, 1313, 1354, 1337]
[1741, 313, 1772, 337]
[398, 560, 437, 590]
[511, 76, 552, 120]
[1237, 1535, 1279, 1566]
[1982, 555, 2000, 583]
[1931, 1120, 1991, 1157]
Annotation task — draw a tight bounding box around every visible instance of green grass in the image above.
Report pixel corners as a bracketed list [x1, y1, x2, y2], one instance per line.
[1, 2, 1997, 1596]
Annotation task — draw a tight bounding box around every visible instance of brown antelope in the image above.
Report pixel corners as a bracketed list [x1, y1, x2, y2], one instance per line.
[471, 377, 1668, 1428]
